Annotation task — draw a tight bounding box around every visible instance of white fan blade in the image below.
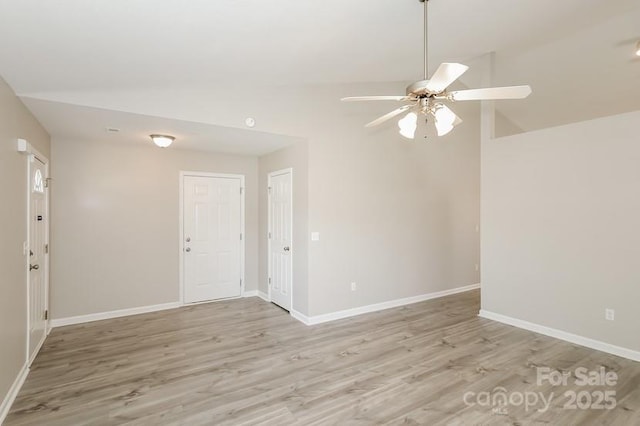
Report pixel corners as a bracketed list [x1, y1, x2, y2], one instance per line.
[365, 104, 414, 128]
[425, 63, 469, 94]
[341, 96, 410, 102]
[449, 85, 532, 101]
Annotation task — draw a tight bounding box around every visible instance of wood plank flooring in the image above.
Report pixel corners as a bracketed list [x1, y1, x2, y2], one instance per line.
[5, 290, 640, 425]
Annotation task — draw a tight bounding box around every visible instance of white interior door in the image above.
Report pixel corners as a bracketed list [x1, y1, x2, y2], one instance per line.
[269, 170, 292, 311]
[183, 175, 243, 303]
[28, 156, 47, 362]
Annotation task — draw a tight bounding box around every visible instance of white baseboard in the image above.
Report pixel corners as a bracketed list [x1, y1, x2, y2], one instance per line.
[28, 332, 47, 366]
[0, 362, 29, 424]
[292, 283, 480, 326]
[50, 302, 182, 328]
[479, 310, 640, 363]
[290, 309, 311, 325]
[242, 290, 269, 302]
[257, 291, 270, 302]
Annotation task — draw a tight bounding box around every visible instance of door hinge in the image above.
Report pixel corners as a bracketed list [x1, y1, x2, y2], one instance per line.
[268, 277, 271, 285]
[268, 232, 271, 239]
[44, 310, 48, 320]
[240, 233, 243, 241]
[240, 278, 243, 287]
[268, 186, 272, 194]
[240, 187, 243, 194]
[44, 244, 49, 254]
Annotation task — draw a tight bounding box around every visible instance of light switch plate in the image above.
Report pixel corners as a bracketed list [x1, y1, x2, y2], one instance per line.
[311, 232, 320, 241]
[17, 139, 28, 152]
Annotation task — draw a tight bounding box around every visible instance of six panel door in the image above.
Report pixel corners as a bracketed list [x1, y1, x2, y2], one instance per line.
[269, 171, 292, 311]
[183, 176, 242, 303]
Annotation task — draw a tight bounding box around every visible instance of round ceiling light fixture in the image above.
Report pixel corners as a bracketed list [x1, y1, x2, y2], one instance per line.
[245, 117, 256, 128]
[636, 41, 640, 57]
[150, 134, 175, 148]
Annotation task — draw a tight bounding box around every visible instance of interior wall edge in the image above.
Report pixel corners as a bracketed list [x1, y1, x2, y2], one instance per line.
[50, 291, 265, 329]
[294, 283, 480, 326]
[479, 310, 640, 363]
[0, 362, 29, 425]
[50, 302, 183, 328]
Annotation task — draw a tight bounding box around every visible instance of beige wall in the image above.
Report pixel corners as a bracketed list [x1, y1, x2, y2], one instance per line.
[305, 92, 481, 316]
[0, 77, 50, 410]
[50, 138, 258, 318]
[482, 110, 640, 352]
[258, 141, 309, 314]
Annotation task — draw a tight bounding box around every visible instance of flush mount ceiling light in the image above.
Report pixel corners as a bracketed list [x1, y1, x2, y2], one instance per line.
[150, 134, 175, 148]
[342, 0, 532, 139]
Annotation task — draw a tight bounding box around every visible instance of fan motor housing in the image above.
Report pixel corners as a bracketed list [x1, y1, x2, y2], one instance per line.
[406, 80, 434, 97]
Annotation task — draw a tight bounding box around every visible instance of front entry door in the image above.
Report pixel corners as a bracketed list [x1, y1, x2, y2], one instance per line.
[183, 175, 243, 303]
[29, 156, 47, 362]
[268, 169, 292, 311]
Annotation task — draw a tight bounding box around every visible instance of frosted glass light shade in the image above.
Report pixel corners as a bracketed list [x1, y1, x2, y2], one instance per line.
[398, 112, 418, 139]
[150, 134, 175, 148]
[434, 105, 456, 136]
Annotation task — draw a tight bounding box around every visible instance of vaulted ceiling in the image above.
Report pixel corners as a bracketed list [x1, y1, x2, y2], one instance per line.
[0, 0, 638, 152]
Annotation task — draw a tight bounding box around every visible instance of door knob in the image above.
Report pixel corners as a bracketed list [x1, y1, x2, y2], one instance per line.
[30, 264, 39, 271]
[186, 237, 191, 242]
[283, 246, 290, 252]
[185, 247, 191, 252]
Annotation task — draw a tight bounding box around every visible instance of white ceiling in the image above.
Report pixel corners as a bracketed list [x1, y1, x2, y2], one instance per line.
[21, 97, 302, 156]
[0, 0, 638, 148]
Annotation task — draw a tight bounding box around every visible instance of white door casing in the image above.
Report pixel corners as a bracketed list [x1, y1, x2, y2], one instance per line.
[181, 173, 244, 304]
[268, 169, 293, 311]
[28, 154, 48, 364]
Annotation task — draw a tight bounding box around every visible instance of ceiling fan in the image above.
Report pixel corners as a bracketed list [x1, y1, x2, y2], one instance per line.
[341, 0, 532, 139]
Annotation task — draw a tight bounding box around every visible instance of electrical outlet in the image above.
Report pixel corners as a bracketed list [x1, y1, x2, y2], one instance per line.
[605, 309, 615, 321]
[351, 282, 357, 291]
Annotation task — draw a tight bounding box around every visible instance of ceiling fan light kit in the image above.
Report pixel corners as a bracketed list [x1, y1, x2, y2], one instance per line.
[341, 0, 532, 139]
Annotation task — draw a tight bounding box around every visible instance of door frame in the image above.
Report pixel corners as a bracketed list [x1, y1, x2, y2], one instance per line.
[179, 171, 246, 305]
[24, 145, 50, 365]
[267, 168, 293, 311]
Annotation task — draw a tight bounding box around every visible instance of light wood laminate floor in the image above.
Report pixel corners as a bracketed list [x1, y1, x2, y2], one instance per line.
[6, 290, 640, 425]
